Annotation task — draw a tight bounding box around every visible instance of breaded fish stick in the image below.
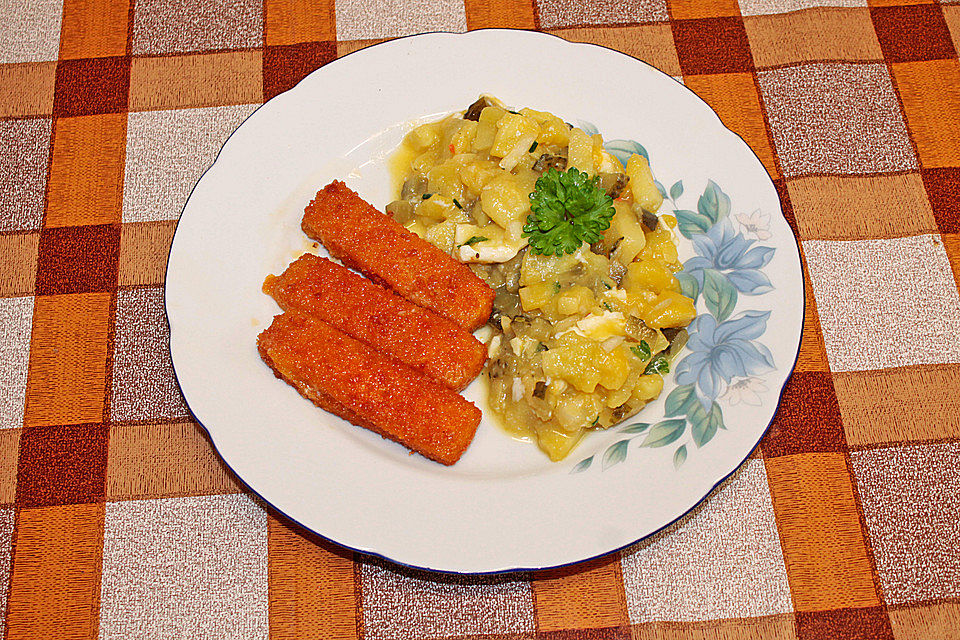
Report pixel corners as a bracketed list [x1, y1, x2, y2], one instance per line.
[302, 181, 495, 331]
[263, 254, 486, 391]
[257, 312, 480, 465]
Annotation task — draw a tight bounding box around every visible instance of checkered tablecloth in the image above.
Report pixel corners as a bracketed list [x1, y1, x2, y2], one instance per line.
[2, 0, 959, 638]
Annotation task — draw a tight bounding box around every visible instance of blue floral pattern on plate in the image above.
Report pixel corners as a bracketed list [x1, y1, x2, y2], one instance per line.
[573, 157, 778, 473]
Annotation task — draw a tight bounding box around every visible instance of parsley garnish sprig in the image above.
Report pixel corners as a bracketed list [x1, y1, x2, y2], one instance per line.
[523, 168, 616, 256]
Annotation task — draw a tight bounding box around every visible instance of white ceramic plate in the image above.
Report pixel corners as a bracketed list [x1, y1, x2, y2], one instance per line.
[166, 29, 803, 574]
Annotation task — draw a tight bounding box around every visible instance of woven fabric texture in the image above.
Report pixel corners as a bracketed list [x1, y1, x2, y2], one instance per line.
[1, 1, 959, 638]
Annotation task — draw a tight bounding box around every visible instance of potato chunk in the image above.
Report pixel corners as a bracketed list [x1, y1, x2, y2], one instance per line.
[626, 154, 663, 213]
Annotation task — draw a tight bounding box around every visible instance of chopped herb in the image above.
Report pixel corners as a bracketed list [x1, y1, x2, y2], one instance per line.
[644, 355, 670, 375]
[630, 340, 652, 360]
[602, 302, 614, 312]
[552, 281, 562, 294]
[590, 416, 600, 427]
[453, 198, 463, 209]
[508, 110, 519, 115]
[536, 342, 548, 352]
[523, 168, 616, 256]
[602, 281, 612, 289]
[529, 141, 538, 153]
[421, 193, 432, 200]
[461, 236, 489, 246]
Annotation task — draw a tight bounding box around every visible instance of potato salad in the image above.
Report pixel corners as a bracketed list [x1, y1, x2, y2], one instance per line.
[386, 96, 696, 461]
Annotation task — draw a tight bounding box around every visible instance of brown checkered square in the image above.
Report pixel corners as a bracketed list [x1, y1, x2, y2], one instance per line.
[267, 514, 359, 639]
[673, 17, 754, 75]
[118, 220, 177, 286]
[106, 422, 244, 500]
[59, 0, 131, 60]
[0, 430, 20, 506]
[6, 503, 104, 640]
[922, 167, 960, 233]
[35, 224, 120, 295]
[52, 56, 130, 117]
[263, 41, 336, 101]
[745, 8, 883, 68]
[16, 422, 108, 508]
[946, 233, 960, 289]
[787, 174, 938, 240]
[797, 251, 831, 373]
[547, 25, 682, 76]
[0, 62, 56, 117]
[23, 293, 111, 428]
[46, 114, 126, 228]
[835, 364, 960, 446]
[760, 372, 845, 458]
[797, 607, 894, 640]
[889, 602, 960, 640]
[892, 59, 960, 168]
[129, 51, 263, 112]
[0, 117, 51, 233]
[871, 4, 956, 63]
[335, 39, 386, 59]
[532, 555, 628, 632]
[265, 0, 336, 45]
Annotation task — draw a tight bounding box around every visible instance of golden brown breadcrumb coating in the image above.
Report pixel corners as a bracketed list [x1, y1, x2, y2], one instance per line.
[263, 254, 486, 391]
[257, 312, 481, 465]
[302, 180, 494, 331]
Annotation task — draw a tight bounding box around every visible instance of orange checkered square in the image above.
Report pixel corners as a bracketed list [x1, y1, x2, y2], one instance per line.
[764, 453, 880, 612]
[683, 72, 778, 179]
[264, 0, 336, 45]
[46, 113, 126, 227]
[23, 293, 111, 428]
[59, 0, 131, 59]
[892, 59, 960, 169]
[6, 503, 105, 640]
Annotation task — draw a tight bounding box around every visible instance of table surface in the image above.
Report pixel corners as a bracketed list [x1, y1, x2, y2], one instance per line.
[2, 1, 959, 639]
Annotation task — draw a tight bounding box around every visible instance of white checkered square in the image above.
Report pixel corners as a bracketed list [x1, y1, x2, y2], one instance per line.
[621, 461, 792, 621]
[360, 560, 535, 639]
[803, 235, 960, 372]
[0, 0, 63, 62]
[111, 288, 188, 422]
[0, 117, 51, 233]
[335, 0, 466, 40]
[123, 105, 258, 223]
[757, 63, 916, 177]
[851, 442, 960, 604]
[99, 494, 268, 640]
[132, 0, 262, 55]
[0, 296, 34, 429]
[0, 505, 14, 617]
[738, 0, 866, 16]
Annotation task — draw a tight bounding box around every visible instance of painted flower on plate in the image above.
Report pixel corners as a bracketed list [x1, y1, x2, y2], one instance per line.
[737, 209, 772, 241]
[674, 311, 776, 407]
[723, 376, 768, 406]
